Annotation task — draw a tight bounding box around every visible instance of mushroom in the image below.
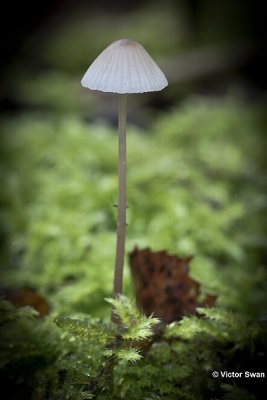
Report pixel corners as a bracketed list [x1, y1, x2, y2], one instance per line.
[81, 39, 168, 313]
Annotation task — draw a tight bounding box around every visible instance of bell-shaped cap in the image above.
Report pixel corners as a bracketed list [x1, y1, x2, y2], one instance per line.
[81, 39, 168, 94]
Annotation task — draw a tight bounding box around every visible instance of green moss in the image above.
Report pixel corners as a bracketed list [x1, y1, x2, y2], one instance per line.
[0, 95, 267, 398]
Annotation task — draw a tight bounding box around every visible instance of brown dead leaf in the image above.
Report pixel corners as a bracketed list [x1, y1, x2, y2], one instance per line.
[1, 288, 50, 317]
[129, 247, 216, 323]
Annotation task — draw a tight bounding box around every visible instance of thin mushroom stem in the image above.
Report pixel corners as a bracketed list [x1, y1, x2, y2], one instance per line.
[112, 94, 127, 316]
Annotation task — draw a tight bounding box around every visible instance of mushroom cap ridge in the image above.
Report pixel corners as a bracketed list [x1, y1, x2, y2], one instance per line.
[81, 39, 168, 94]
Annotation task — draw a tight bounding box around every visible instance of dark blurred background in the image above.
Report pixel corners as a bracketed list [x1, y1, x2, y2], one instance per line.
[1, 0, 266, 118]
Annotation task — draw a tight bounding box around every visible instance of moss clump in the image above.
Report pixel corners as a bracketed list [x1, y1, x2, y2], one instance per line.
[0, 95, 267, 398]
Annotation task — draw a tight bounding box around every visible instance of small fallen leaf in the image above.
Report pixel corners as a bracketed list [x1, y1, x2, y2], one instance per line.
[1, 287, 50, 317]
[129, 247, 216, 323]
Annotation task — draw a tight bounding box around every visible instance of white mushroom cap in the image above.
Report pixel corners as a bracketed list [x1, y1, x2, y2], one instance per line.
[81, 39, 168, 94]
